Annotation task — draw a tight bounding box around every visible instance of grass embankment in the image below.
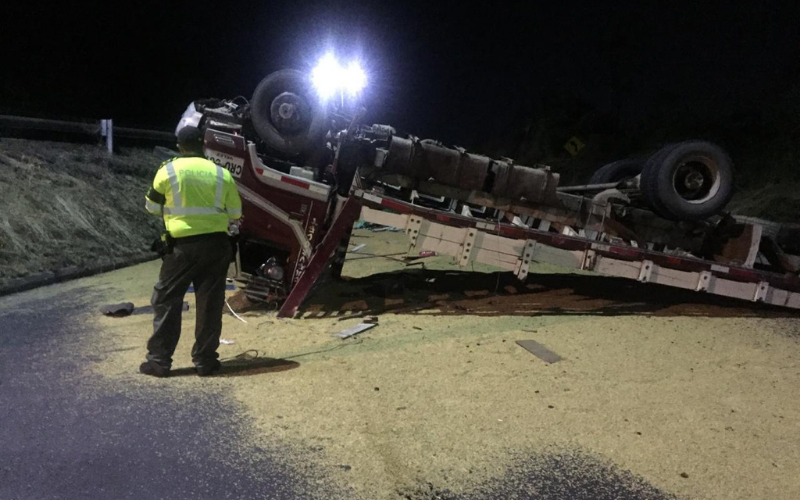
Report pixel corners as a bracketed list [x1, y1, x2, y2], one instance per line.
[728, 182, 800, 223]
[0, 138, 162, 288]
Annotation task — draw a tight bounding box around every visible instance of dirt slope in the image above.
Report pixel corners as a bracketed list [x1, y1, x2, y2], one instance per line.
[0, 138, 162, 287]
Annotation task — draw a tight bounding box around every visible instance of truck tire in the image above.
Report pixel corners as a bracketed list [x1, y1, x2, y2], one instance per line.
[638, 144, 676, 218]
[589, 159, 644, 185]
[640, 141, 734, 220]
[250, 69, 327, 156]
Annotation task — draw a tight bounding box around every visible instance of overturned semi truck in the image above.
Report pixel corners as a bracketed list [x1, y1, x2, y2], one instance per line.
[173, 69, 800, 315]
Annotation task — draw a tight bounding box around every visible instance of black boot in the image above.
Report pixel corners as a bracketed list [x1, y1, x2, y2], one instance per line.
[195, 359, 221, 377]
[139, 360, 170, 378]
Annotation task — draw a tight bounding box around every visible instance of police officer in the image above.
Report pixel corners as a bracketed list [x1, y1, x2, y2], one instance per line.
[139, 126, 242, 377]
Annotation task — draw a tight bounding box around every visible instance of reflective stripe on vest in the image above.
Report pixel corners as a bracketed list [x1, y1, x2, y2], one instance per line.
[145, 199, 162, 213]
[226, 207, 242, 217]
[165, 162, 182, 207]
[163, 206, 225, 216]
[214, 166, 224, 209]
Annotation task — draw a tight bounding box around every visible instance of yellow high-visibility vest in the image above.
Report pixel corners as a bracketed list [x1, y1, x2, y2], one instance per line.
[145, 156, 242, 238]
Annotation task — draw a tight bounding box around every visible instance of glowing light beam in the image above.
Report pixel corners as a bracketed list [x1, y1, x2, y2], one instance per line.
[311, 53, 367, 100]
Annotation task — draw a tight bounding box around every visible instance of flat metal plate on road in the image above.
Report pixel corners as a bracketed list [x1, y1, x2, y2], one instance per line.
[516, 339, 563, 364]
[333, 322, 377, 339]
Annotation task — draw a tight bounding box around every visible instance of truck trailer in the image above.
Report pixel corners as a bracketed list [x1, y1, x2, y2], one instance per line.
[174, 68, 800, 316]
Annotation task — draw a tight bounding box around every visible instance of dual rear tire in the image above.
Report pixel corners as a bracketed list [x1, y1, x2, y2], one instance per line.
[589, 158, 644, 185]
[590, 141, 734, 221]
[640, 141, 734, 221]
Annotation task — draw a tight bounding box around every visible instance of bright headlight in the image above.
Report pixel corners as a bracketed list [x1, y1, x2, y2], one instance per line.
[311, 53, 367, 100]
[311, 53, 341, 100]
[344, 61, 366, 95]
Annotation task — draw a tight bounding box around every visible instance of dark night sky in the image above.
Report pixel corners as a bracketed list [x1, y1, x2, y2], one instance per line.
[2, 1, 799, 146]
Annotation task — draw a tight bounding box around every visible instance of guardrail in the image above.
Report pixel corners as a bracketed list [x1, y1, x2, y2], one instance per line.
[0, 114, 174, 152]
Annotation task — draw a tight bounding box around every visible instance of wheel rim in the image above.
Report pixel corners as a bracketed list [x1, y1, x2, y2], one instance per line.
[269, 92, 310, 134]
[671, 156, 721, 204]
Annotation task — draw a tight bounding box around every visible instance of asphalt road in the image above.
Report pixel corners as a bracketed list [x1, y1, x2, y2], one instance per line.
[0, 288, 304, 500]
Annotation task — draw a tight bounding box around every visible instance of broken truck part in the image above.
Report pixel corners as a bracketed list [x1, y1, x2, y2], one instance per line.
[178, 68, 800, 315]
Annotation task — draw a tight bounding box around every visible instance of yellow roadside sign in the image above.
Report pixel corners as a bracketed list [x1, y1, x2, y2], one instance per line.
[564, 136, 585, 157]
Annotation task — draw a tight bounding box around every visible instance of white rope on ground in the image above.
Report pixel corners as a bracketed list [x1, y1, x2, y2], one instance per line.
[225, 299, 248, 324]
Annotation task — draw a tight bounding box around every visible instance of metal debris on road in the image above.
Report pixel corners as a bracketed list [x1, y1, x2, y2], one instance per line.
[516, 339, 563, 364]
[333, 322, 377, 339]
[220, 339, 235, 345]
[350, 243, 367, 253]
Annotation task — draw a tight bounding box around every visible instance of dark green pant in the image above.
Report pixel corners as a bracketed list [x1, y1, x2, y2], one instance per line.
[146, 233, 231, 368]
